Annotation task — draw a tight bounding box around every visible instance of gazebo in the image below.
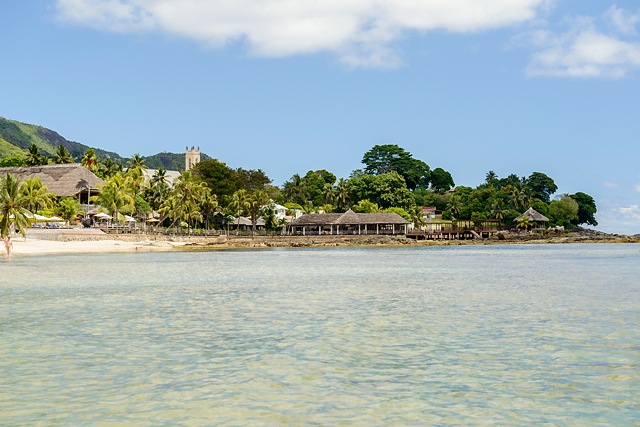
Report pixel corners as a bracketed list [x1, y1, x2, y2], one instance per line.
[515, 207, 549, 231]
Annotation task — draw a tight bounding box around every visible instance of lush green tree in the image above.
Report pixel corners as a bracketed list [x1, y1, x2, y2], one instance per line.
[200, 189, 219, 230]
[446, 194, 463, 219]
[282, 174, 310, 206]
[485, 170, 498, 187]
[361, 144, 430, 190]
[490, 199, 505, 229]
[161, 171, 205, 231]
[99, 158, 123, 179]
[236, 168, 271, 192]
[302, 169, 337, 206]
[56, 197, 80, 225]
[335, 178, 350, 211]
[19, 178, 55, 213]
[194, 159, 239, 201]
[549, 195, 579, 227]
[0, 157, 26, 167]
[382, 207, 411, 221]
[52, 145, 75, 164]
[25, 144, 47, 166]
[352, 199, 380, 213]
[94, 173, 136, 232]
[430, 167, 455, 193]
[81, 148, 99, 173]
[526, 172, 557, 203]
[0, 174, 31, 254]
[348, 171, 414, 210]
[570, 192, 598, 226]
[246, 190, 270, 236]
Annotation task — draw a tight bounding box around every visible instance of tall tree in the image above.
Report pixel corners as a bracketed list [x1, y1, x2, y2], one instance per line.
[282, 174, 309, 206]
[52, 145, 74, 164]
[570, 192, 598, 226]
[430, 168, 455, 193]
[526, 172, 557, 203]
[361, 144, 430, 190]
[0, 174, 31, 255]
[25, 144, 46, 166]
[81, 149, 99, 173]
[19, 178, 54, 213]
[94, 173, 136, 233]
[246, 190, 269, 236]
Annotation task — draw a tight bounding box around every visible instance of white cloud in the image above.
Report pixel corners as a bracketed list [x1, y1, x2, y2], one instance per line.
[596, 204, 640, 235]
[618, 204, 640, 220]
[55, 0, 548, 67]
[523, 7, 640, 78]
[635, 184, 640, 193]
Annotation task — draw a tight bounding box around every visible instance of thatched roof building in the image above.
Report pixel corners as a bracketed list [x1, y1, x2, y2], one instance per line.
[515, 207, 550, 222]
[0, 164, 104, 198]
[291, 209, 410, 235]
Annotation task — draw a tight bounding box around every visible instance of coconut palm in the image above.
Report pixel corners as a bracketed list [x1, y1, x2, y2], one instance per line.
[283, 174, 309, 205]
[19, 178, 55, 213]
[323, 183, 336, 205]
[56, 197, 80, 225]
[446, 195, 462, 219]
[81, 149, 99, 173]
[335, 178, 350, 211]
[25, 144, 46, 166]
[200, 189, 219, 230]
[0, 174, 31, 255]
[246, 190, 269, 236]
[99, 158, 123, 179]
[160, 170, 205, 232]
[490, 199, 505, 230]
[52, 145, 74, 164]
[228, 189, 250, 234]
[94, 173, 135, 234]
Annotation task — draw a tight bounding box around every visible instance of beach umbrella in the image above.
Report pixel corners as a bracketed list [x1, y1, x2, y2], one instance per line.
[94, 212, 112, 220]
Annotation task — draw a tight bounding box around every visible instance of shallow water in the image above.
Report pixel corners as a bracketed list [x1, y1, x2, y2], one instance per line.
[1, 244, 639, 426]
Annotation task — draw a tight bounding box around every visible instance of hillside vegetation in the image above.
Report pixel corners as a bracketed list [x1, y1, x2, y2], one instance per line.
[0, 116, 198, 170]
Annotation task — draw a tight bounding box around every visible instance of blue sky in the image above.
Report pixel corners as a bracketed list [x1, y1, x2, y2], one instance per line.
[1, 0, 639, 234]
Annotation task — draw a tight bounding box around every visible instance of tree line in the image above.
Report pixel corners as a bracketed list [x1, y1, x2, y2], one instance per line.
[1, 143, 598, 247]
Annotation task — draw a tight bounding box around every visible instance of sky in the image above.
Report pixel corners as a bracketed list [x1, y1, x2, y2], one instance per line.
[1, 0, 639, 234]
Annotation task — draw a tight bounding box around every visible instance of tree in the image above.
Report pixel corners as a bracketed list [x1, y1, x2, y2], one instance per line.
[526, 172, 557, 203]
[81, 149, 99, 173]
[0, 157, 26, 167]
[490, 199, 505, 229]
[348, 171, 414, 210]
[335, 178, 350, 211]
[352, 199, 380, 213]
[0, 174, 31, 255]
[282, 174, 309, 206]
[160, 171, 205, 232]
[361, 144, 430, 190]
[99, 158, 123, 179]
[52, 145, 75, 164]
[246, 190, 270, 236]
[446, 194, 462, 219]
[236, 168, 271, 192]
[194, 159, 239, 201]
[25, 144, 46, 166]
[570, 192, 598, 226]
[56, 197, 80, 225]
[485, 170, 498, 187]
[19, 178, 54, 213]
[228, 189, 250, 234]
[430, 168, 455, 193]
[549, 195, 579, 227]
[94, 173, 136, 233]
[200, 189, 219, 230]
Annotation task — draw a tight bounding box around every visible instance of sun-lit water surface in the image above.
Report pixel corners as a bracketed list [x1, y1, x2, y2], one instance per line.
[1, 244, 639, 426]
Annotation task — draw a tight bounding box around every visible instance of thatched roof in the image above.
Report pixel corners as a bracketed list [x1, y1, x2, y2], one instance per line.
[292, 209, 410, 226]
[0, 164, 104, 197]
[515, 207, 550, 222]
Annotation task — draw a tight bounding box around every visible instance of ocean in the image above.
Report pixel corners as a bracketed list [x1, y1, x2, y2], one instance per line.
[1, 244, 639, 426]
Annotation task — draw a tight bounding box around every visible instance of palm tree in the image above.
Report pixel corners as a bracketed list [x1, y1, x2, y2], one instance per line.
[446, 195, 462, 219]
[128, 154, 147, 170]
[283, 174, 309, 205]
[228, 189, 250, 235]
[200, 189, 219, 230]
[19, 178, 54, 213]
[99, 158, 123, 179]
[81, 149, 99, 173]
[335, 178, 350, 211]
[25, 144, 46, 166]
[0, 174, 31, 255]
[323, 183, 336, 205]
[160, 171, 205, 232]
[56, 197, 80, 225]
[94, 173, 135, 234]
[52, 145, 74, 164]
[408, 205, 426, 229]
[246, 190, 269, 237]
[490, 199, 505, 230]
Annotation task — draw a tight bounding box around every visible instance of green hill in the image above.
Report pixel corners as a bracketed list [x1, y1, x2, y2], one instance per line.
[0, 116, 205, 171]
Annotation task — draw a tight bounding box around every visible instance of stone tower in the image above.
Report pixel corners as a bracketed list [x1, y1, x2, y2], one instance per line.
[185, 146, 200, 171]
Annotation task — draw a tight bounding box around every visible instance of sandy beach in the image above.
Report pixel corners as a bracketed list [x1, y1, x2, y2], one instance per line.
[3, 227, 638, 258]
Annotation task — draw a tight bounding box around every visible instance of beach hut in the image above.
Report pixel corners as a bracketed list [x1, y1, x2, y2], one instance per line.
[515, 207, 549, 232]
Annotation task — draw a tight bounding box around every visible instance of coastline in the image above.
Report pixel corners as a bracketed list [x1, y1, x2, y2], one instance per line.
[3, 228, 639, 257]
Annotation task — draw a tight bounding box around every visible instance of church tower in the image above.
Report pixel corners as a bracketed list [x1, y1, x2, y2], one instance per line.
[185, 146, 200, 171]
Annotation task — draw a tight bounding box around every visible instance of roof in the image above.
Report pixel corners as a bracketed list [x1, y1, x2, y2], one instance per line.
[0, 164, 104, 197]
[291, 209, 410, 226]
[515, 207, 550, 222]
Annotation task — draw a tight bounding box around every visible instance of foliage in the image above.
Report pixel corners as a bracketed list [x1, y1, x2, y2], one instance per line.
[25, 144, 47, 166]
[94, 173, 136, 225]
[52, 145, 75, 164]
[382, 207, 411, 221]
[0, 157, 26, 167]
[19, 178, 55, 213]
[526, 172, 558, 203]
[361, 144, 430, 190]
[549, 195, 579, 227]
[0, 174, 31, 241]
[570, 192, 598, 226]
[352, 199, 380, 213]
[81, 149, 99, 173]
[57, 197, 81, 223]
[429, 167, 455, 193]
[347, 171, 414, 210]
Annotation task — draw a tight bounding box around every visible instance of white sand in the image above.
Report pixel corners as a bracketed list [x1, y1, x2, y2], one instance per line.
[7, 237, 187, 256]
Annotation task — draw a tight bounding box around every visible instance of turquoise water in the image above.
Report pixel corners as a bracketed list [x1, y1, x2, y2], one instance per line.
[1, 244, 639, 426]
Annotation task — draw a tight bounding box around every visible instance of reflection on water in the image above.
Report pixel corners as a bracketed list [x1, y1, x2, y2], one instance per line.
[1, 244, 639, 426]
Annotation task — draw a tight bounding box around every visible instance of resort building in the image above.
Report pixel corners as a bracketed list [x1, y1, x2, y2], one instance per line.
[0, 163, 104, 205]
[290, 209, 410, 236]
